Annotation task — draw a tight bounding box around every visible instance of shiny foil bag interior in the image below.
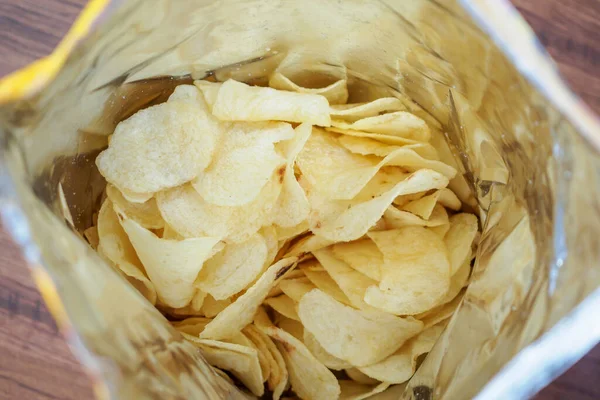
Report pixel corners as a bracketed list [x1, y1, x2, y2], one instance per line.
[1, 0, 600, 399]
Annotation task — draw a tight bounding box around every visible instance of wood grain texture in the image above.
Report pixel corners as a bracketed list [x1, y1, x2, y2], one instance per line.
[0, 0, 598, 399]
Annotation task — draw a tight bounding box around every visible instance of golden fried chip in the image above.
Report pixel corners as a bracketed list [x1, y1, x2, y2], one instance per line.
[265, 295, 300, 321]
[269, 72, 349, 105]
[276, 316, 305, 341]
[212, 79, 331, 126]
[298, 289, 423, 366]
[444, 213, 479, 275]
[358, 323, 445, 384]
[245, 324, 289, 400]
[303, 330, 352, 371]
[418, 292, 464, 329]
[401, 188, 461, 219]
[200, 257, 298, 340]
[331, 239, 383, 281]
[84, 225, 99, 250]
[182, 334, 264, 396]
[255, 308, 341, 400]
[96, 85, 220, 195]
[298, 128, 451, 202]
[365, 227, 450, 315]
[192, 121, 292, 206]
[284, 234, 334, 257]
[202, 294, 231, 318]
[330, 111, 430, 141]
[384, 203, 449, 229]
[345, 368, 379, 385]
[278, 278, 316, 303]
[157, 179, 281, 243]
[330, 98, 405, 121]
[303, 264, 353, 306]
[313, 248, 378, 311]
[107, 184, 164, 229]
[120, 215, 221, 308]
[193, 80, 221, 110]
[309, 169, 449, 242]
[97, 199, 156, 304]
[273, 123, 312, 228]
[337, 135, 438, 160]
[172, 317, 211, 336]
[198, 233, 268, 300]
[327, 127, 419, 146]
[339, 381, 391, 400]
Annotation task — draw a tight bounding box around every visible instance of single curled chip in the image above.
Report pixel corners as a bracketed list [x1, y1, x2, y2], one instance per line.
[298, 289, 423, 366]
[96, 85, 221, 195]
[211, 79, 331, 126]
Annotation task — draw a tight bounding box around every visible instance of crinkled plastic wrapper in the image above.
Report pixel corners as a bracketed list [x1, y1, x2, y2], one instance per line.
[1, 0, 600, 399]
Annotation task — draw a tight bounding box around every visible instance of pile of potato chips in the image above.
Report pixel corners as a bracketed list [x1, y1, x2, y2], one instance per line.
[88, 72, 478, 399]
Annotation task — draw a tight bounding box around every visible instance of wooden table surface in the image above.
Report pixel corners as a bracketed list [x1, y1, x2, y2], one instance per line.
[0, 0, 599, 399]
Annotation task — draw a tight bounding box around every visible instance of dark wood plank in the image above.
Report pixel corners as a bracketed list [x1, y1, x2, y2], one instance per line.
[0, 0, 599, 399]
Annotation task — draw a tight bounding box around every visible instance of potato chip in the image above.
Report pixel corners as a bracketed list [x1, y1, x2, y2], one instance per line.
[384, 203, 449, 229]
[265, 295, 300, 321]
[84, 225, 99, 250]
[244, 324, 289, 400]
[445, 213, 479, 275]
[298, 289, 423, 366]
[211, 79, 331, 126]
[357, 323, 445, 383]
[106, 185, 164, 229]
[200, 257, 298, 340]
[269, 72, 349, 105]
[442, 259, 471, 304]
[278, 278, 316, 303]
[297, 128, 449, 201]
[284, 234, 334, 257]
[96, 85, 221, 195]
[193, 80, 221, 110]
[276, 316, 305, 342]
[97, 199, 157, 304]
[309, 169, 450, 242]
[304, 330, 352, 370]
[327, 127, 419, 146]
[260, 225, 280, 269]
[401, 189, 461, 219]
[339, 381, 391, 400]
[331, 239, 383, 281]
[337, 135, 438, 160]
[330, 98, 405, 121]
[418, 292, 464, 329]
[345, 368, 379, 385]
[313, 249, 378, 311]
[172, 317, 211, 336]
[254, 308, 341, 400]
[157, 178, 281, 243]
[275, 221, 310, 242]
[198, 233, 268, 300]
[162, 290, 207, 318]
[273, 123, 312, 228]
[119, 188, 153, 204]
[242, 326, 272, 383]
[192, 121, 292, 207]
[182, 333, 264, 396]
[119, 215, 221, 308]
[202, 294, 231, 318]
[330, 112, 430, 141]
[365, 227, 450, 315]
[429, 222, 450, 239]
[303, 264, 353, 306]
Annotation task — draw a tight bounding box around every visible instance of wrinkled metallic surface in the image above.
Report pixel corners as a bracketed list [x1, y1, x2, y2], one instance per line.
[1, 0, 600, 399]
